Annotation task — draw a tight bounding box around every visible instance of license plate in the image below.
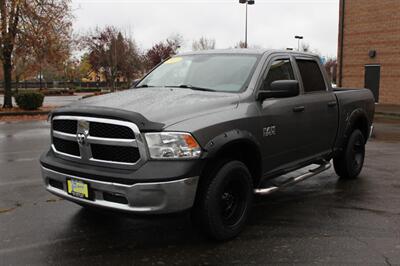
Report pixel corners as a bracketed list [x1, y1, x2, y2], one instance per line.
[67, 179, 90, 199]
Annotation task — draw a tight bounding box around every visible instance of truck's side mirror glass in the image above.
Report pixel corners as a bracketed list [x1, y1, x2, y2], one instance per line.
[257, 80, 299, 101]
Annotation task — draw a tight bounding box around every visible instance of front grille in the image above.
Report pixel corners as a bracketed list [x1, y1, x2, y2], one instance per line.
[91, 144, 140, 163]
[89, 122, 135, 139]
[53, 137, 80, 156]
[53, 119, 77, 134]
[51, 116, 142, 166]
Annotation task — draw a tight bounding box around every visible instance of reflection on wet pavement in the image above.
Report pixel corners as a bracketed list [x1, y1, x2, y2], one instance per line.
[0, 121, 399, 265]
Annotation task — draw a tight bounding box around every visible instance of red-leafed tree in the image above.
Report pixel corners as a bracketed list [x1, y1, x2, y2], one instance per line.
[144, 34, 183, 70]
[145, 42, 174, 69]
[84, 26, 142, 90]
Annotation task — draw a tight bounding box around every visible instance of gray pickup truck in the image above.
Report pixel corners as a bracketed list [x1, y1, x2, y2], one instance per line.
[40, 50, 375, 240]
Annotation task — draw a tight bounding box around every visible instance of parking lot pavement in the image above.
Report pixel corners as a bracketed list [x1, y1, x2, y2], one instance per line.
[0, 120, 399, 265]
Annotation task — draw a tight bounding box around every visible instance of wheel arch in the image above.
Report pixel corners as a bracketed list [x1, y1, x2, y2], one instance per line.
[201, 130, 263, 187]
[345, 108, 370, 143]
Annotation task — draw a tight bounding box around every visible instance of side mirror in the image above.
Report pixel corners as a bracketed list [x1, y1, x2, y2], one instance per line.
[257, 80, 299, 101]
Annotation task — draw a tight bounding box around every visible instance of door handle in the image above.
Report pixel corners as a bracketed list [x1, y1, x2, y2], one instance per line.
[293, 106, 305, 112]
[327, 101, 337, 107]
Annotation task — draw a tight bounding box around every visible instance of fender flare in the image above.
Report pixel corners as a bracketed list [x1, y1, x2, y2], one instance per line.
[202, 129, 262, 159]
[342, 108, 370, 145]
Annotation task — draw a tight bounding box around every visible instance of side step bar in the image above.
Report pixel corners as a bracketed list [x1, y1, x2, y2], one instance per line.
[254, 161, 331, 196]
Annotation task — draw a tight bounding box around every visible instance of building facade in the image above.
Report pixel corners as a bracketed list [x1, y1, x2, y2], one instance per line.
[337, 0, 400, 104]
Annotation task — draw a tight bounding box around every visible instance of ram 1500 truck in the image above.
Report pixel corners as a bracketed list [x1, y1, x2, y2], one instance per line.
[40, 50, 375, 240]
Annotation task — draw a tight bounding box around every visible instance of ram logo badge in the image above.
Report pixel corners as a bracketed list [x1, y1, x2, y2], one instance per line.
[263, 126, 276, 137]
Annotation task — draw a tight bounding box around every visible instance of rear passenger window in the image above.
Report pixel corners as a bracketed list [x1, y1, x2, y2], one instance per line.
[262, 59, 295, 91]
[296, 60, 326, 92]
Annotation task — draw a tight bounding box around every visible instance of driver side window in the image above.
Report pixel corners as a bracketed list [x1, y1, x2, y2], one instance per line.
[262, 59, 295, 90]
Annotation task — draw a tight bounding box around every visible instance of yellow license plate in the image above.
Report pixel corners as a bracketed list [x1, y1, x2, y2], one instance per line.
[67, 179, 89, 199]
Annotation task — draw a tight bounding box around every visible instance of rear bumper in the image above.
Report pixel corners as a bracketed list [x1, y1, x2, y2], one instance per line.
[41, 166, 199, 214]
[369, 124, 374, 139]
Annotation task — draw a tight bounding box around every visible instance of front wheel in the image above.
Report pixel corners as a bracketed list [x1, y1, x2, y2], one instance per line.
[192, 160, 253, 241]
[334, 129, 366, 179]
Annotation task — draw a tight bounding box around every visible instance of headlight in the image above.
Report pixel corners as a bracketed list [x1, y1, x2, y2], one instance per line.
[144, 132, 202, 159]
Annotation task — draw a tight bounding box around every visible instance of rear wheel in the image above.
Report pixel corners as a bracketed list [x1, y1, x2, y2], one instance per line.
[192, 160, 253, 241]
[334, 129, 366, 179]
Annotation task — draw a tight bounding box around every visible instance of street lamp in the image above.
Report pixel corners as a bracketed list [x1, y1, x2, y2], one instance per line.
[295, 35, 303, 51]
[239, 0, 255, 48]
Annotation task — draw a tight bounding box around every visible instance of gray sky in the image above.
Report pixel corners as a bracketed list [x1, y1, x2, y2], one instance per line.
[72, 0, 339, 58]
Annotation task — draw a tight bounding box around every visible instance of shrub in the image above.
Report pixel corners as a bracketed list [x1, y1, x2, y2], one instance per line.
[74, 87, 101, 93]
[14, 92, 45, 110]
[40, 89, 73, 96]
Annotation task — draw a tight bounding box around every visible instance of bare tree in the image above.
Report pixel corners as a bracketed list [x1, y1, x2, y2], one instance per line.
[167, 33, 183, 51]
[300, 42, 310, 52]
[234, 41, 247, 49]
[324, 58, 337, 84]
[192, 37, 216, 51]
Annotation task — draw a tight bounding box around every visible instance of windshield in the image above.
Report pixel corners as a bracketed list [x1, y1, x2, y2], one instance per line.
[137, 54, 260, 92]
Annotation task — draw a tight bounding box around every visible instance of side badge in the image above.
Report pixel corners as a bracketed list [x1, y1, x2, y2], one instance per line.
[263, 126, 276, 137]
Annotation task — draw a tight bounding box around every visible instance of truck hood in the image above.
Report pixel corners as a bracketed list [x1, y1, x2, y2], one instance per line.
[67, 87, 240, 129]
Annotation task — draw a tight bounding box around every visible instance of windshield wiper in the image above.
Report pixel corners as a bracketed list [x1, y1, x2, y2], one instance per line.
[136, 84, 155, 88]
[165, 84, 216, 92]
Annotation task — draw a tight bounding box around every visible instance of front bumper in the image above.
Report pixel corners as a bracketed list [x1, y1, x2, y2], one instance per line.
[41, 166, 199, 214]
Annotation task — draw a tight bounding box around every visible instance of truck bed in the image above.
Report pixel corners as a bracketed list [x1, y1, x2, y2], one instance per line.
[333, 88, 375, 149]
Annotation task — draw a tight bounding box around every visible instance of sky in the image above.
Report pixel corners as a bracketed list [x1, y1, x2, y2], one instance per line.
[72, 0, 340, 58]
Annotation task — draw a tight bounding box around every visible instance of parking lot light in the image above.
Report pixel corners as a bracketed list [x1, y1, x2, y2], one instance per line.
[239, 0, 255, 48]
[295, 35, 304, 51]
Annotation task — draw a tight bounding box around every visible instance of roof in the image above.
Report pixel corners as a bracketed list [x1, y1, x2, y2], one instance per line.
[178, 48, 319, 57]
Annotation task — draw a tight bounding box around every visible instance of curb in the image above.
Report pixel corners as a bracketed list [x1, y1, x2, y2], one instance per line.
[0, 110, 50, 117]
[375, 112, 400, 118]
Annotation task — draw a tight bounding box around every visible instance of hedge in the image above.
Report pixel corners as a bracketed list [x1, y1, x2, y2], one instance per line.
[14, 91, 45, 110]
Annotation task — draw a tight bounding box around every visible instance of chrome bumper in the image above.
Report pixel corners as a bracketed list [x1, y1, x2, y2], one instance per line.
[41, 166, 199, 214]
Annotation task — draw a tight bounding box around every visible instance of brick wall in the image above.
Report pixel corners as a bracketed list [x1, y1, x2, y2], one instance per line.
[338, 0, 400, 104]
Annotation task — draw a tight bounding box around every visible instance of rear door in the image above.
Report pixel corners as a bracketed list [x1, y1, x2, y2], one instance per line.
[293, 57, 338, 160]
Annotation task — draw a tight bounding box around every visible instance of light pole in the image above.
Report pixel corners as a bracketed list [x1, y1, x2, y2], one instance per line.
[295, 35, 303, 51]
[239, 0, 255, 48]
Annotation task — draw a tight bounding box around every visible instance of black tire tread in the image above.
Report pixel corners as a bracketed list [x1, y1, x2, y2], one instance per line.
[192, 160, 253, 241]
[333, 129, 365, 179]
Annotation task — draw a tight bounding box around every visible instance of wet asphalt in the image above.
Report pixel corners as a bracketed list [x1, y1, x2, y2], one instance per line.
[0, 121, 399, 265]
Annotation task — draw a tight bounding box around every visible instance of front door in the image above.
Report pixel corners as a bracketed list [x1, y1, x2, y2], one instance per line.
[259, 57, 304, 173]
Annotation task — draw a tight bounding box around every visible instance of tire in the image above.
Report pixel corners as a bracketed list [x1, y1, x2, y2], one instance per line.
[334, 129, 366, 179]
[192, 160, 253, 241]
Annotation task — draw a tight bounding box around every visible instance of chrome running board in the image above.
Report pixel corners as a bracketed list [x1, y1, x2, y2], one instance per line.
[254, 161, 331, 196]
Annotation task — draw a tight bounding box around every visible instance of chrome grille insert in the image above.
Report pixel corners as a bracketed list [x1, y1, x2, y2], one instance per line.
[51, 115, 146, 168]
